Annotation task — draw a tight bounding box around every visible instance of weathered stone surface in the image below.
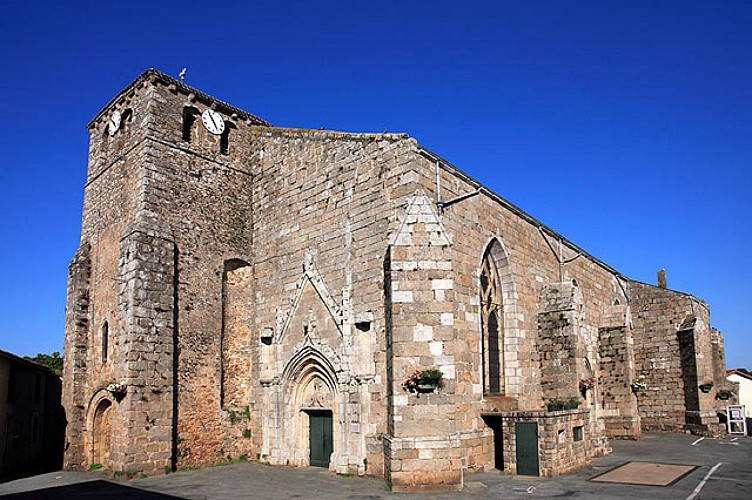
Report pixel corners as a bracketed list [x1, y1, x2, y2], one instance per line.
[62, 69, 731, 490]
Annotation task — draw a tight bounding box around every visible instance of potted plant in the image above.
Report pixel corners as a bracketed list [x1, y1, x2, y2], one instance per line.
[699, 381, 714, 393]
[105, 381, 128, 402]
[716, 389, 732, 400]
[403, 368, 444, 394]
[630, 376, 647, 394]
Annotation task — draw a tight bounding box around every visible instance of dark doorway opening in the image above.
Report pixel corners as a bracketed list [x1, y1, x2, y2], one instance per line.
[307, 410, 333, 468]
[482, 415, 504, 470]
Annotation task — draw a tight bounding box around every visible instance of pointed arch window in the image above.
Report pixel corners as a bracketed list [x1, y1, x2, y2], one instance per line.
[480, 243, 505, 395]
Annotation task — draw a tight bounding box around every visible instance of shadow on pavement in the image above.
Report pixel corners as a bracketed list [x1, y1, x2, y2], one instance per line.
[0, 480, 185, 499]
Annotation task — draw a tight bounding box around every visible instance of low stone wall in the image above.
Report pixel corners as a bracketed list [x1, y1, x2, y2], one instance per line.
[385, 429, 490, 492]
[499, 410, 607, 477]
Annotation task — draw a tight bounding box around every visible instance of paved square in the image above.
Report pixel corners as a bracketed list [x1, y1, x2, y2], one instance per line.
[590, 461, 698, 486]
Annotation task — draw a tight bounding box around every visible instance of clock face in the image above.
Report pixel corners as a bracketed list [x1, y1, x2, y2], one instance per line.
[201, 109, 225, 135]
[107, 110, 121, 136]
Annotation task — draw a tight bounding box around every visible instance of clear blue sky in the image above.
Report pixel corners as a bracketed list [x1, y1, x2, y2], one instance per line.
[0, 1, 749, 369]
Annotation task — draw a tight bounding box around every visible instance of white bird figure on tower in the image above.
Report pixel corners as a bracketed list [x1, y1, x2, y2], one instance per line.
[179, 68, 186, 82]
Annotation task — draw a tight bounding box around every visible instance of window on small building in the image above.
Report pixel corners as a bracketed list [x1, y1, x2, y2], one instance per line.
[7, 368, 16, 403]
[34, 373, 42, 404]
[573, 425, 584, 442]
[30, 413, 41, 443]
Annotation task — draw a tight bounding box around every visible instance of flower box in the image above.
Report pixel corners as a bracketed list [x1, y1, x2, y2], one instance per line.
[403, 369, 443, 394]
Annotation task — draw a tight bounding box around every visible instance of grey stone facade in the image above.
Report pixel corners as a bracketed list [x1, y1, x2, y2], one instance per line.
[62, 69, 733, 491]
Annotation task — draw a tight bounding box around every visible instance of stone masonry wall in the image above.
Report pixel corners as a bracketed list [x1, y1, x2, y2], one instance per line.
[66, 70, 731, 485]
[250, 127, 418, 475]
[537, 282, 588, 404]
[112, 216, 175, 474]
[597, 323, 640, 439]
[62, 243, 91, 468]
[630, 281, 719, 433]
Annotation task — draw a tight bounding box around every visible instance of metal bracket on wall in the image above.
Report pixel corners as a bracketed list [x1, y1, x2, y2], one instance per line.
[435, 160, 481, 216]
[538, 227, 582, 282]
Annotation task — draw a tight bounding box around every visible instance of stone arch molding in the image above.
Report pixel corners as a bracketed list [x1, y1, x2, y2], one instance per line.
[85, 389, 116, 467]
[275, 252, 348, 343]
[277, 343, 344, 468]
[281, 344, 342, 392]
[478, 237, 522, 397]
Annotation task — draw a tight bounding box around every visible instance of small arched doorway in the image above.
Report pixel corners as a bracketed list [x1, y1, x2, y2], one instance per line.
[91, 398, 113, 467]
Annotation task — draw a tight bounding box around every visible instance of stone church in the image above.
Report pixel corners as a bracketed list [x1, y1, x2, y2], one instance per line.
[62, 69, 733, 491]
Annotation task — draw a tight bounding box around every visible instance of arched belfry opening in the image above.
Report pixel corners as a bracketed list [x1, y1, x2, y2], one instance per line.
[480, 239, 509, 396]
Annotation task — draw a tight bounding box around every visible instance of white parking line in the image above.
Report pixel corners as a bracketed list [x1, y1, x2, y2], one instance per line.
[685, 462, 722, 500]
[691, 437, 704, 446]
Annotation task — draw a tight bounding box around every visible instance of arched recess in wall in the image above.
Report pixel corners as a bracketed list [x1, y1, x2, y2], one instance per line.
[89, 396, 113, 467]
[221, 259, 252, 409]
[182, 106, 200, 143]
[479, 238, 520, 396]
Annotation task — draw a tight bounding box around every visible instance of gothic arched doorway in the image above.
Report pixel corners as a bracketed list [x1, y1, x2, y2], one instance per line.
[91, 398, 113, 467]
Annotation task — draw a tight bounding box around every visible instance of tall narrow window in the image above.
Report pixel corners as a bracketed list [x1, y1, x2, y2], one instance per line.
[481, 242, 505, 395]
[101, 320, 109, 363]
[219, 120, 237, 155]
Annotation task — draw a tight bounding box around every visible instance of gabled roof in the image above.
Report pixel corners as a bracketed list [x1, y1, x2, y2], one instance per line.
[727, 369, 752, 382]
[0, 348, 57, 374]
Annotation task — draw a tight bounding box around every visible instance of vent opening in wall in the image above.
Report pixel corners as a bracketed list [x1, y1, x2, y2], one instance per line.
[355, 321, 371, 332]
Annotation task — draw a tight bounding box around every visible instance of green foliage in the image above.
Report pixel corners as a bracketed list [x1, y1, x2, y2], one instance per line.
[243, 428, 252, 439]
[546, 398, 580, 412]
[229, 410, 237, 424]
[88, 463, 103, 470]
[419, 368, 443, 380]
[26, 351, 63, 375]
[164, 465, 172, 474]
[244, 406, 251, 419]
[238, 454, 248, 462]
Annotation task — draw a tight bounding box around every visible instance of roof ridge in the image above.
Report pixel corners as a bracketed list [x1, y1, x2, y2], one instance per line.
[87, 68, 272, 129]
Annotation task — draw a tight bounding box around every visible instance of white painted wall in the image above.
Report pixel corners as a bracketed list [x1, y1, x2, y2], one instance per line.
[726, 373, 752, 418]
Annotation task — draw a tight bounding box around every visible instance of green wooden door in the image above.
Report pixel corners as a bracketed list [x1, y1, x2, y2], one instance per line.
[515, 422, 539, 476]
[309, 411, 333, 468]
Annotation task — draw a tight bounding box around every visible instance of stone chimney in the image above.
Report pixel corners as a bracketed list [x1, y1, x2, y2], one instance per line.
[657, 269, 667, 289]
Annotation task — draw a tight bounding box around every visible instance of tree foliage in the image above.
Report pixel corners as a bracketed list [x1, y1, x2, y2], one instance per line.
[26, 351, 64, 375]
